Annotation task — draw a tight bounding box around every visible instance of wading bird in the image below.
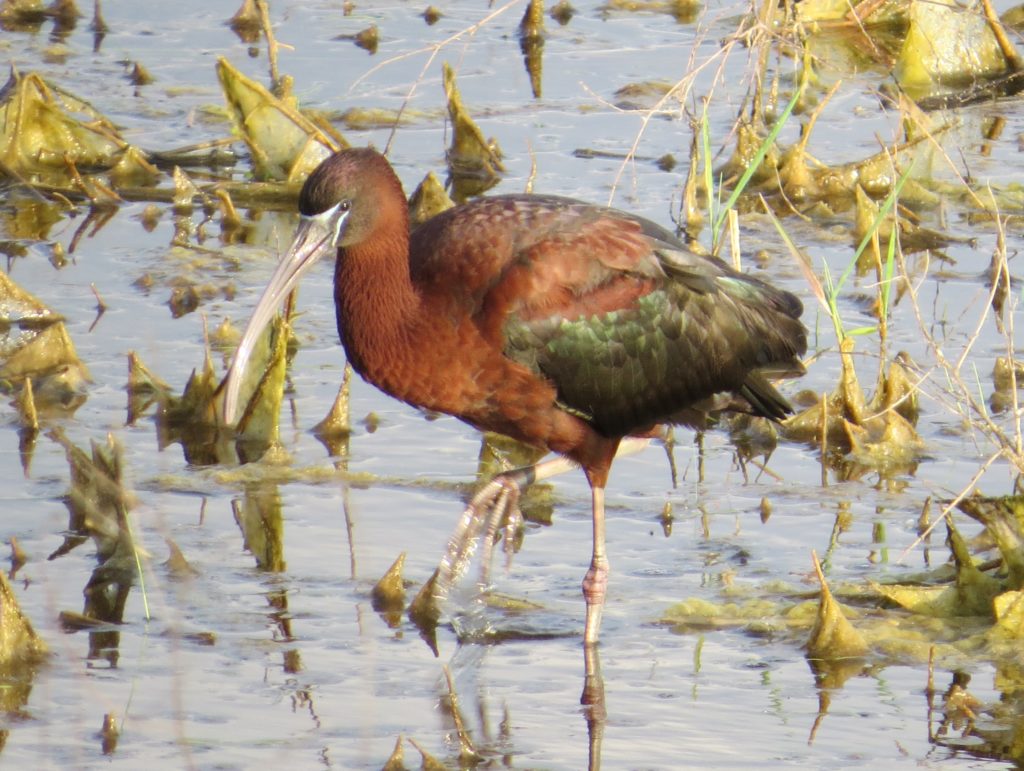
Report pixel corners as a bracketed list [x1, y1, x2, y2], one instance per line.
[221, 147, 806, 655]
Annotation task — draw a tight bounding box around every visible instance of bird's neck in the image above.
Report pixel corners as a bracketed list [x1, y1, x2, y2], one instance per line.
[333, 229, 420, 378]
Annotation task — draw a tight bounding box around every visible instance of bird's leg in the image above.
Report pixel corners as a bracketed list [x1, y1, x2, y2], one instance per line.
[436, 454, 582, 600]
[435, 436, 652, 631]
[580, 436, 650, 648]
[582, 485, 608, 647]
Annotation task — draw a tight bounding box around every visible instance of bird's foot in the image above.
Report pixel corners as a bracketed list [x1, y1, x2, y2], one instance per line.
[480, 483, 524, 583]
[435, 471, 527, 603]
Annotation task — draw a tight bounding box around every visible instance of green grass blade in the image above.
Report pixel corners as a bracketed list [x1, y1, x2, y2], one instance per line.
[881, 223, 897, 320]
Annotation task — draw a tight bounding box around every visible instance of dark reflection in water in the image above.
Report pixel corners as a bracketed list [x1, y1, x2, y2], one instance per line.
[232, 483, 285, 572]
[46, 430, 138, 676]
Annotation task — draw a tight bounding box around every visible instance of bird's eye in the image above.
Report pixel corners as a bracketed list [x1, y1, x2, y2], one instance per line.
[328, 200, 352, 246]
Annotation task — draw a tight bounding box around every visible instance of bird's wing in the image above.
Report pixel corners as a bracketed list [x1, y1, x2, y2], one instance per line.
[410, 194, 676, 319]
[412, 196, 806, 436]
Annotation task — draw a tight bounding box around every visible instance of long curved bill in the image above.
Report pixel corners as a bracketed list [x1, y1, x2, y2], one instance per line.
[220, 211, 339, 426]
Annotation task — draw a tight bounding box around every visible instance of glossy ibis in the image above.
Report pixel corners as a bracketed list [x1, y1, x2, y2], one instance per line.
[221, 147, 807, 650]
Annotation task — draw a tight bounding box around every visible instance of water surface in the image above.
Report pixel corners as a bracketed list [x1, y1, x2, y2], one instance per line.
[0, 1, 1021, 768]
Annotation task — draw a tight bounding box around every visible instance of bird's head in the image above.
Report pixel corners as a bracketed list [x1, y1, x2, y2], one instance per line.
[219, 147, 400, 426]
[298, 147, 400, 249]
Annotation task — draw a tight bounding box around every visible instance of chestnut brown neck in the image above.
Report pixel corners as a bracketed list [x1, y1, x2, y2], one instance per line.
[332, 188, 419, 379]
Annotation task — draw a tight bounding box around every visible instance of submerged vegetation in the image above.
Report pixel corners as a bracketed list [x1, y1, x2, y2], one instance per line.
[1, 0, 1024, 766]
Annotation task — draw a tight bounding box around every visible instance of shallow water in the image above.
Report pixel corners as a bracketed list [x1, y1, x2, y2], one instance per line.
[1, 1, 1022, 768]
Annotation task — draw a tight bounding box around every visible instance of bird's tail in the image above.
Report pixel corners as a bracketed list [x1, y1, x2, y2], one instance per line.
[738, 364, 805, 421]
